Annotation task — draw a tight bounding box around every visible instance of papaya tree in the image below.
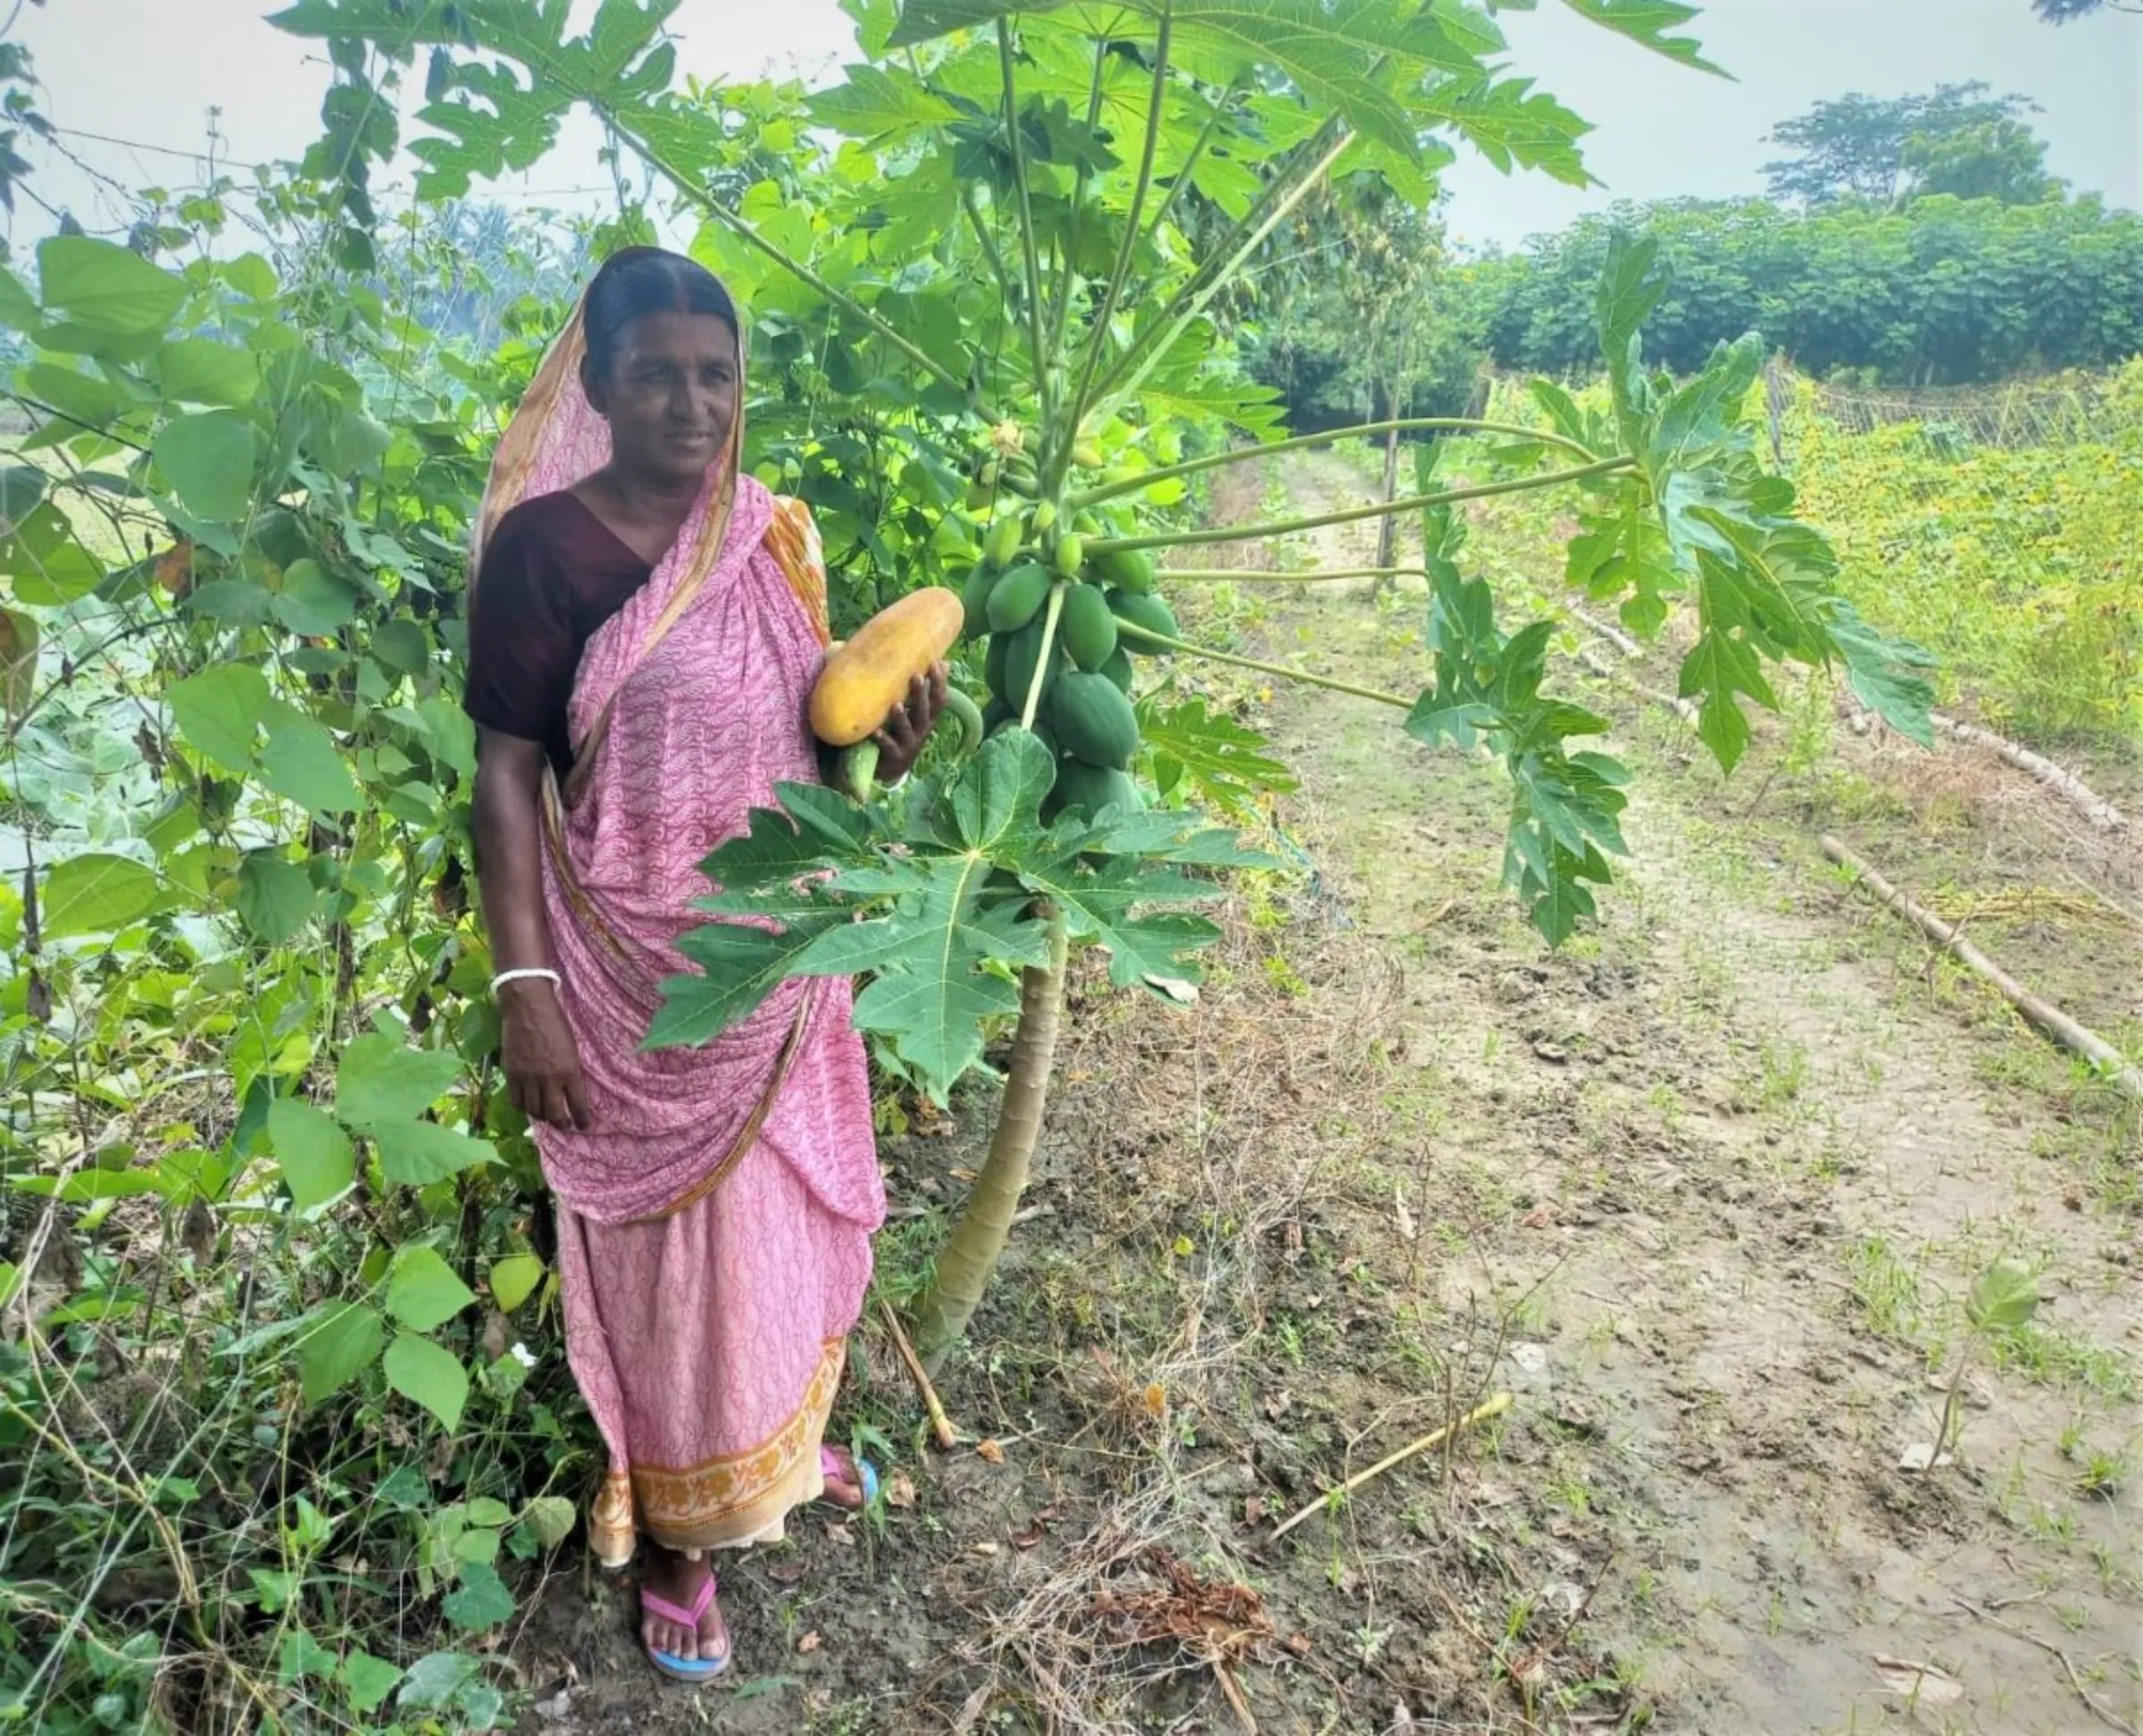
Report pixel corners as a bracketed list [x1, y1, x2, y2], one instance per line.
[272, 0, 1935, 1361]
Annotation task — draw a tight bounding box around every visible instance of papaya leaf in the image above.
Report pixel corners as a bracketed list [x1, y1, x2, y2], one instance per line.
[1827, 603, 1937, 745]
[1412, 567, 1628, 942]
[1555, 0, 1721, 72]
[655, 730, 1240, 1100]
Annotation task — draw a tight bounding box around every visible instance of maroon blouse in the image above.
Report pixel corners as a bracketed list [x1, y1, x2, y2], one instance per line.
[463, 490, 652, 772]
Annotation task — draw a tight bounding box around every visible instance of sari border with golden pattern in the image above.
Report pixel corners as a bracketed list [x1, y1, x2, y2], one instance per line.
[585, 1336, 846, 1563]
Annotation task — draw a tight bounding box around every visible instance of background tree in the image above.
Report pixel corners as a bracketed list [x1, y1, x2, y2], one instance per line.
[1243, 178, 1477, 572]
[1763, 84, 2047, 208]
[1457, 193, 2143, 385]
[2033, 0, 2139, 18]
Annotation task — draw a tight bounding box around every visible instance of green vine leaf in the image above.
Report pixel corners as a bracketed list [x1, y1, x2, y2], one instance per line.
[41, 852, 163, 938]
[440, 1560, 515, 1631]
[256, 701, 361, 818]
[384, 1246, 479, 1333]
[153, 411, 260, 524]
[334, 1032, 463, 1129]
[384, 1331, 470, 1431]
[235, 852, 318, 946]
[36, 234, 185, 343]
[371, 1123, 496, 1188]
[294, 1300, 385, 1406]
[167, 664, 269, 774]
[267, 1099, 356, 1216]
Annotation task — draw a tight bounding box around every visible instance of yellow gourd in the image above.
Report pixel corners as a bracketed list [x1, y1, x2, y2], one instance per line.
[808, 587, 963, 747]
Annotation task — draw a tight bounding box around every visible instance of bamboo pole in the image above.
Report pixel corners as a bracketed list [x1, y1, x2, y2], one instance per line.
[1930, 714, 2128, 831]
[1576, 648, 1698, 726]
[880, 1301, 959, 1450]
[1271, 1391, 1513, 1540]
[1821, 835, 2143, 1103]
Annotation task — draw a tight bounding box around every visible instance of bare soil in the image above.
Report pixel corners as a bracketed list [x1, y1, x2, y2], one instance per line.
[511, 451, 2139, 1736]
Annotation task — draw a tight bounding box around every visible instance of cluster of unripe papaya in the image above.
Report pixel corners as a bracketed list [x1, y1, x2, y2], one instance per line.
[962, 483, 1179, 821]
[806, 431, 1180, 818]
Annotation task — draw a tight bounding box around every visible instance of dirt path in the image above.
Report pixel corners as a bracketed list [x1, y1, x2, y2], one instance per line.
[1239, 448, 2141, 1733]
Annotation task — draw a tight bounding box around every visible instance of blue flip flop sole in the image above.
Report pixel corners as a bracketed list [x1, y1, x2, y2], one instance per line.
[648, 1647, 729, 1682]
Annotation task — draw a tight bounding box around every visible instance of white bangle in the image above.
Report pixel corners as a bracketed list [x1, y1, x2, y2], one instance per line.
[491, 967, 561, 997]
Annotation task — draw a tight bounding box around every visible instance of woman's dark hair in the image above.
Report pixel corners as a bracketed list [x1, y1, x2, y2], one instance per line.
[581, 246, 739, 380]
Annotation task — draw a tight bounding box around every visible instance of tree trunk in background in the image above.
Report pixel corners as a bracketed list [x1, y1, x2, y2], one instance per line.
[1376, 417, 1401, 572]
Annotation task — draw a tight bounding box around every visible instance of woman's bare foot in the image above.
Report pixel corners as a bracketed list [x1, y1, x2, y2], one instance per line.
[638, 1542, 727, 1667]
[819, 1444, 869, 1510]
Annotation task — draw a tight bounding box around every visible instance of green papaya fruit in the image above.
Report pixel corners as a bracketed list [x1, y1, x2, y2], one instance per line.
[961, 563, 1000, 640]
[1097, 545, 1156, 595]
[1046, 671, 1139, 770]
[1058, 582, 1119, 671]
[1107, 588, 1178, 655]
[1052, 530, 1084, 579]
[986, 561, 1052, 634]
[983, 515, 1022, 570]
[1098, 647, 1134, 694]
[1046, 760, 1141, 822]
[1000, 617, 1065, 715]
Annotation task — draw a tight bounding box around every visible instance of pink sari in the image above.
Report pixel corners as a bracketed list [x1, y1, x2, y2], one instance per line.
[472, 296, 885, 1564]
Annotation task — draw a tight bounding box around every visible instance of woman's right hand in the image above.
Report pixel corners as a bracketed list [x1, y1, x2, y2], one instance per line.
[501, 982, 592, 1131]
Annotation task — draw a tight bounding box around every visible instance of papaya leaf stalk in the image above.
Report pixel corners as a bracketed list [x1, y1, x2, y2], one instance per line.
[1126, 627, 1416, 710]
[1089, 455, 1638, 555]
[1068, 416, 1604, 509]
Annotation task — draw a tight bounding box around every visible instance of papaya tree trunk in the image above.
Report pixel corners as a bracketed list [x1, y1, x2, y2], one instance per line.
[911, 911, 1070, 1367]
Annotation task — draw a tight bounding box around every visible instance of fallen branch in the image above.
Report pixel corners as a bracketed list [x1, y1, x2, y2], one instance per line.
[1949, 1596, 2139, 1736]
[1930, 713, 2127, 831]
[1272, 1391, 1513, 1540]
[1566, 604, 1639, 660]
[1821, 835, 2143, 1103]
[880, 1301, 960, 1450]
[1576, 648, 1699, 726]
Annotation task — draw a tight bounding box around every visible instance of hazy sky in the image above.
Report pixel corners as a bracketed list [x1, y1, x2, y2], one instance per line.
[10, 0, 2139, 258]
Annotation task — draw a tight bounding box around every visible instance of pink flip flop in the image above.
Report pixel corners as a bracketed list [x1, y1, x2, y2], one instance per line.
[641, 1572, 728, 1682]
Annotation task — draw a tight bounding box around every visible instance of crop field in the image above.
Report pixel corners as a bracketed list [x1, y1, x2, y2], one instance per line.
[0, 4, 2137, 1736]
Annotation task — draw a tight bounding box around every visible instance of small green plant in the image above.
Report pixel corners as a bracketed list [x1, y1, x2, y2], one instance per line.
[1936, 1258, 2041, 1458]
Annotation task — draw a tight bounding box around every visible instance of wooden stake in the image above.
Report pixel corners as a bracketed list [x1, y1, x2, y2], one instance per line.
[880, 1300, 960, 1450]
[1271, 1391, 1513, 1540]
[1822, 834, 2143, 1103]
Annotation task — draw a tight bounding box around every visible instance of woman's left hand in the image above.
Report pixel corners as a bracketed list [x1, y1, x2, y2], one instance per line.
[871, 661, 949, 783]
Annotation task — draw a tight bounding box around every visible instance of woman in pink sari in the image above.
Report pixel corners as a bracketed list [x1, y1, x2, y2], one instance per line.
[463, 248, 946, 1680]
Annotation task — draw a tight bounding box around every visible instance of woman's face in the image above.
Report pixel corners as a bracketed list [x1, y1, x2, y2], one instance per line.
[587, 309, 740, 489]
